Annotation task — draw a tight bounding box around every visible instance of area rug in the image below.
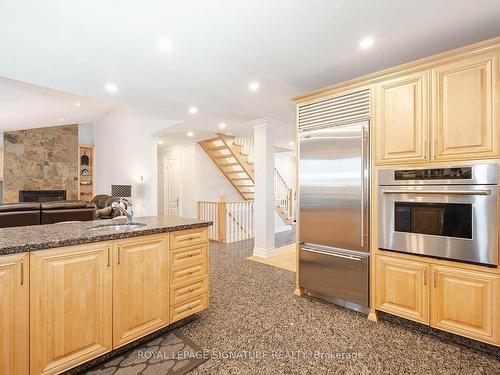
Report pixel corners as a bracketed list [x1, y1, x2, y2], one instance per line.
[247, 243, 296, 272]
[86, 331, 207, 375]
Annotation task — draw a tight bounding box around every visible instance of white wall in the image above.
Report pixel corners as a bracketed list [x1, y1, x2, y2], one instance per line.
[275, 150, 297, 190]
[78, 123, 94, 144]
[157, 143, 240, 218]
[94, 107, 179, 217]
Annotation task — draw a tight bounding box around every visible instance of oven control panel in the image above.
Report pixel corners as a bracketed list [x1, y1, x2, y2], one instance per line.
[395, 167, 472, 181]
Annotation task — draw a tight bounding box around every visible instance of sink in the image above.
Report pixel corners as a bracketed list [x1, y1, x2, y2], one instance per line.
[87, 222, 146, 231]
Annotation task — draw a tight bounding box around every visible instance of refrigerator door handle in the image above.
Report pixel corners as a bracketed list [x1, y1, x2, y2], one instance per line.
[301, 247, 363, 261]
[360, 122, 369, 250]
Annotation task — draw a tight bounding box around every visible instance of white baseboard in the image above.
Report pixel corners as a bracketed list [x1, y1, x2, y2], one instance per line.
[253, 246, 277, 258]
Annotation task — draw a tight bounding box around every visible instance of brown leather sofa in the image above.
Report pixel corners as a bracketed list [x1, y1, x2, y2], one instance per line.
[0, 201, 97, 228]
[41, 201, 96, 224]
[0, 202, 41, 228]
[92, 195, 121, 219]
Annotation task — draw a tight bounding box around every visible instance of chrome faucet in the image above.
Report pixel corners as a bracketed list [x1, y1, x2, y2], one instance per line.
[112, 198, 134, 223]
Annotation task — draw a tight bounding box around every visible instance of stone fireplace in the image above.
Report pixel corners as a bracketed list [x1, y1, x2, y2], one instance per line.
[3, 124, 78, 203]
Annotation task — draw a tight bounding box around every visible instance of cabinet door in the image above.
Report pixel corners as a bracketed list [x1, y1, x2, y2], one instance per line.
[375, 255, 429, 324]
[431, 265, 499, 345]
[30, 244, 112, 375]
[431, 52, 498, 160]
[0, 254, 29, 375]
[375, 71, 429, 164]
[113, 235, 169, 348]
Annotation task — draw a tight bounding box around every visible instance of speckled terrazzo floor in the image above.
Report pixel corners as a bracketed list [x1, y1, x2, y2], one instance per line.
[168, 230, 500, 375]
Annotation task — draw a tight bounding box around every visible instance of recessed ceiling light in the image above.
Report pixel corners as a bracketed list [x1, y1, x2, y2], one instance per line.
[359, 37, 375, 50]
[156, 38, 173, 53]
[187, 131, 194, 137]
[189, 106, 198, 114]
[289, 141, 295, 146]
[218, 122, 227, 129]
[248, 81, 260, 91]
[105, 83, 118, 94]
[59, 118, 65, 122]
[75, 102, 81, 107]
[158, 139, 164, 145]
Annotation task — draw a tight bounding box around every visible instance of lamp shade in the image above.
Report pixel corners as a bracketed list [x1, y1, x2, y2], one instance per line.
[111, 185, 132, 197]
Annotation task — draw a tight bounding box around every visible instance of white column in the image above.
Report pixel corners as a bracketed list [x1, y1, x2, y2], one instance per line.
[251, 118, 276, 258]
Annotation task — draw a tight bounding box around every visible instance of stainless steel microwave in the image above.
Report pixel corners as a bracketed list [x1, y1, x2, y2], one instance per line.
[378, 164, 498, 266]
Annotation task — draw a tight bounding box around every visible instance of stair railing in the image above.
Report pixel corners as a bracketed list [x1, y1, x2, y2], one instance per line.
[197, 200, 254, 243]
[234, 137, 254, 163]
[274, 169, 295, 223]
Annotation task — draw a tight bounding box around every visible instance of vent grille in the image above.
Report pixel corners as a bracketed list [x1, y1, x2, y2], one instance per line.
[298, 89, 371, 131]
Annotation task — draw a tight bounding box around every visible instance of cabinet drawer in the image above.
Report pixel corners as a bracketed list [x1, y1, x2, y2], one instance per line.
[170, 294, 208, 323]
[170, 243, 207, 270]
[170, 276, 208, 305]
[170, 228, 208, 249]
[171, 261, 207, 285]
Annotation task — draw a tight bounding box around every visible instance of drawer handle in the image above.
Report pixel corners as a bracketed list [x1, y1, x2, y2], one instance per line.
[188, 253, 193, 257]
[188, 288, 193, 292]
[20, 259, 24, 285]
[188, 304, 193, 310]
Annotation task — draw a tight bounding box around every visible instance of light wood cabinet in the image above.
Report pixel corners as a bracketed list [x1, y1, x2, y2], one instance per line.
[170, 276, 208, 305]
[169, 230, 209, 324]
[170, 294, 208, 324]
[375, 255, 429, 324]
[374, 251, 500, 346]
[170, 227, 208, 249]
[431, 265, 500, 345]
[170, 243, 208, 270]
[30, 243, 113, 375]
[431, 52, 498, 161]
[7, 228, 208, 374]
[376, 71, 429, 164]
[112, 236, 169, 348]
[0, 253, 29, 375]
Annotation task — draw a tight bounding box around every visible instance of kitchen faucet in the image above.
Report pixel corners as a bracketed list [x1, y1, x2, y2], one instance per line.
[112, 198, 134, 223]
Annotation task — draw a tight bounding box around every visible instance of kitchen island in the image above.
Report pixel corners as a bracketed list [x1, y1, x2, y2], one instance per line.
[0, 216, 211, 375]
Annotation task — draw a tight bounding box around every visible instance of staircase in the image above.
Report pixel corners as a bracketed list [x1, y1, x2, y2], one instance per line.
[199, 133, 295, 226]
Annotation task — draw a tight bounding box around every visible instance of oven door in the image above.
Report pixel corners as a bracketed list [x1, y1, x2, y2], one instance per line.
[378, 185, 498, 266]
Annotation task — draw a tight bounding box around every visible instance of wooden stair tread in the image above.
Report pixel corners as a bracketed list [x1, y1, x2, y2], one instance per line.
[231, 177, 251, 180]
[205, 145, 227, 151]
[213, 154, 233, 159]
[220, 162, 240, 166]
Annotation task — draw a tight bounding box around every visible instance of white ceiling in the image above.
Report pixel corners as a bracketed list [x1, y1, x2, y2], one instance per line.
[0, 77, 115, 131]
[0, 0, 499, 149]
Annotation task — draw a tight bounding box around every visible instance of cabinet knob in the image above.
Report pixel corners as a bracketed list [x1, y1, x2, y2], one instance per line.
[188, 235, 193, 240]
[188, 305, 193, 310]
[188, 288, 193, 292]
[188, 253, 193, 257]
[188, 271, 193, 275]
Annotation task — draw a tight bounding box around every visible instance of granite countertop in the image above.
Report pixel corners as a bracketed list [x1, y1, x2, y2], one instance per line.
[0, 216, 212, 255]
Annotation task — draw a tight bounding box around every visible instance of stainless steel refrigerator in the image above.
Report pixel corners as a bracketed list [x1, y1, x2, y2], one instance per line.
[299, 121, 370, 313]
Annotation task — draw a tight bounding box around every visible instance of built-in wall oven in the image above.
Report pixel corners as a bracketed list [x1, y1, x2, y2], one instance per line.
[378, 164, 498, 266]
